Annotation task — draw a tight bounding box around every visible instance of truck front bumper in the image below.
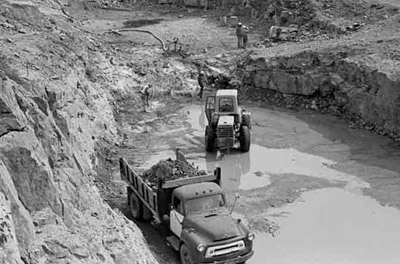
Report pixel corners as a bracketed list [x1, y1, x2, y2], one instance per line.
[202, 250, 254, 264]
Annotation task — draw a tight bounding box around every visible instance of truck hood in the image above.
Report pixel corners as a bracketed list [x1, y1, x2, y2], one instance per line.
[218, 115, 234, 126]
[183, 208, 245, 242]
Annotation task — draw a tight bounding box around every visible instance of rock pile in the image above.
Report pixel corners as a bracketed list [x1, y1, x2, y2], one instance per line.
[247, 0, 398, 43]
[142, 158, 207, 187]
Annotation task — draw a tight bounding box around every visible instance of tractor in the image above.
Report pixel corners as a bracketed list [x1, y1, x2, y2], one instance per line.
[204, 89, 251, 153]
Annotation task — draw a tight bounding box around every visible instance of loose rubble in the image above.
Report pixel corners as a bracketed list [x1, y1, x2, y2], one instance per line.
[141, 158, 207, 188]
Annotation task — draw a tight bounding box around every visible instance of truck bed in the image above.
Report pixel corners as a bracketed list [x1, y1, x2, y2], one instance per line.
[120, 149, 221, 222]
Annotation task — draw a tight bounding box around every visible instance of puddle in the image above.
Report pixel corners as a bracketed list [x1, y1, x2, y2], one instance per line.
[140, 103, 400, 264]
[250, 188, 400, 264]
[183, 104, 206, 136]
[180, 104, 369, 192]
[123, 18, 163, 28]
[187, 144, 369, 192]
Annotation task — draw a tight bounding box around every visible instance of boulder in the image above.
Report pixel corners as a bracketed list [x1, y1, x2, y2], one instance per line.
[269, 26, 298, 41]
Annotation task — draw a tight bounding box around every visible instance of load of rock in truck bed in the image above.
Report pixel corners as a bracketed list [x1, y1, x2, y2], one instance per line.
[141, 158, 207, 188]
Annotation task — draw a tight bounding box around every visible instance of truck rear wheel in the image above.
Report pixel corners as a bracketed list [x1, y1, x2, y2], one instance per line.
[205, 125, 215, 152]
[240, 126, 251, 153]
[180, 244, 195, 264]
[129, 191, 143, 220]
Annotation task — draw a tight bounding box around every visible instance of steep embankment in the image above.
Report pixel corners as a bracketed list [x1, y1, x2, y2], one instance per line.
[0, 1, 157, 263]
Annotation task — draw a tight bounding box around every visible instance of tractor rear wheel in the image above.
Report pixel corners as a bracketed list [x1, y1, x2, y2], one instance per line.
[240, 126, 251, 153]
[205, 125, 215, 152]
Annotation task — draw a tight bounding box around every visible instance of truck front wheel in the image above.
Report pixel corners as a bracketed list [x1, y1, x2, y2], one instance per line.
[180, 244, 195, 264]
[129, 191, 143, 220]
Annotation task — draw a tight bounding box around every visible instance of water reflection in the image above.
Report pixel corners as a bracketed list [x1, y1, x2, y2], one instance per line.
[201, 144, 369, 192]
[205, 150, 252, 190]
[184, 104, 206, 137]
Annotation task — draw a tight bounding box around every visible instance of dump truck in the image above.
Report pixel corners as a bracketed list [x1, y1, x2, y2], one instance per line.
[205, 89, 251, 153]
[120, 149, 254, 264]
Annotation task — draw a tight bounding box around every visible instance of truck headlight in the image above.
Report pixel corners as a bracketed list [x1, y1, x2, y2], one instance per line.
[197, 244, 206, 252]
[247, 233, 255, 241]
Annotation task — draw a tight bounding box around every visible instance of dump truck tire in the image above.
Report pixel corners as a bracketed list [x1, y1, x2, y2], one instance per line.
[129, 191, 143, 220]
[240, 126, 251, 152]
[142, 207, 153, 221]
[205, 125, 215, 152]
[180, 244, 195, 264]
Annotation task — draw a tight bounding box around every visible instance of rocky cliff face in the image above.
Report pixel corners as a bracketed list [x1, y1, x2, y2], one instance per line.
[0, 1, 157, 263]
[240, 39, 400, 138]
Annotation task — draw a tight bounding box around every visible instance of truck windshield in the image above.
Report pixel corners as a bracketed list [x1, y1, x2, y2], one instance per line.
[185, 194, 226, 215]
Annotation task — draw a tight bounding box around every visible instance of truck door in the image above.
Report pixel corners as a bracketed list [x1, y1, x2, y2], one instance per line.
[170, 196, 184, 238]
[205, 96, 216, 124]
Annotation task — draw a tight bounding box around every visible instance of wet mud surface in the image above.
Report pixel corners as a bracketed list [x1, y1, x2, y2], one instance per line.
[105, 99, 400, 264]
[123, 18, 164, 28]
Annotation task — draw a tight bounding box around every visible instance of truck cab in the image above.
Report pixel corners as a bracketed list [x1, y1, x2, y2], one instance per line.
[205, 89, 251, 153]
[168, 182, 254, 264]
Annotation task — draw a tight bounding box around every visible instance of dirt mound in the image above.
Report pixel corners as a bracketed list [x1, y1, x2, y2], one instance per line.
[142, 158, 207, 187]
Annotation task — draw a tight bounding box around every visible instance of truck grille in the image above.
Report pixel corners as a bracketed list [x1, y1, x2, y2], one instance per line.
[205, 240, 245, 258]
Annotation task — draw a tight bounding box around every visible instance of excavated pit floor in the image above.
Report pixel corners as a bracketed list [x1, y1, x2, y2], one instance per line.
[137, 102, 400, 263]
[82, 4, 400, 263]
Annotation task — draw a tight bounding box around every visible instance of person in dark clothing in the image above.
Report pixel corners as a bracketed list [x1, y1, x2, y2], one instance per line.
[198, 71, 206, 98]
[236, 22, 244, 48]
[242, 27, 249, 48]
[236, 22, 249, 49]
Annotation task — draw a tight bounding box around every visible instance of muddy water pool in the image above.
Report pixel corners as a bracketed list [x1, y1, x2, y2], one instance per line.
[144, 103, 400, 263]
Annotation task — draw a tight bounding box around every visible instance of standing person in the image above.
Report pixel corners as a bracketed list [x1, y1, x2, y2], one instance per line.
[236, 22, 249, 49]
[236, 22, 244, 48]
[140, 84, 151, 112]
[198, 71, 206, 98]
[242, 24, 249, 48]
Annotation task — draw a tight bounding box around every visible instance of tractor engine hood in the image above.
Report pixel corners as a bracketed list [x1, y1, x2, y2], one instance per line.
[183, 209, 245, 241]
[217, 115, 234, 126]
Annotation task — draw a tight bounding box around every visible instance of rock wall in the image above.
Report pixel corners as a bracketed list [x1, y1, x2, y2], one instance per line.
[0, 1, 158, 263]
[241, 50, 400, 138]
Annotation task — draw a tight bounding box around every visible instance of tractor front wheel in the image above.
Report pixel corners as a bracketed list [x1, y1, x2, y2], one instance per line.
[242, 114, 251, 129]
[205, 126, 215, 152]
[240, 126, 251, 153]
